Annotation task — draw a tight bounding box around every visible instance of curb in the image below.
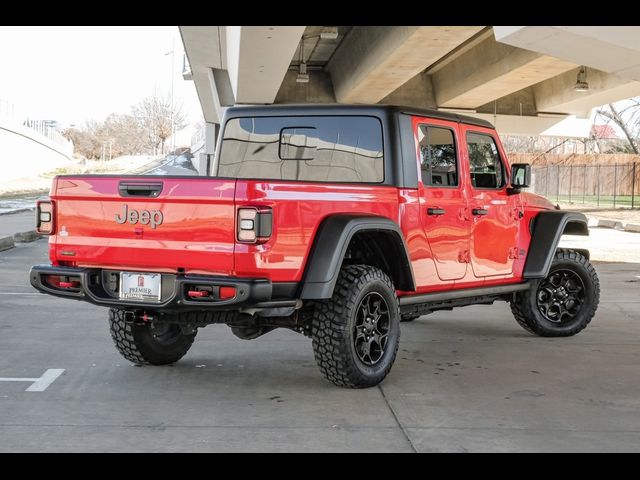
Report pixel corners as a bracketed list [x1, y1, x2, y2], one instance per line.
[0, 207, 35, 216]
[586, 217, 600, 228]
[587, 216, 640, 233]
[14, 230, 40, 243]
[0, 230, 41, 253]
[596, 219, 623, 230]
[0, 235, 15, 252]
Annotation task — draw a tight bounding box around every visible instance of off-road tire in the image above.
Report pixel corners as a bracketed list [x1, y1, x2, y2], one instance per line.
[311, 264, 400, 388]
[109, 309, 196, 365]
[510, 249, 599, 337]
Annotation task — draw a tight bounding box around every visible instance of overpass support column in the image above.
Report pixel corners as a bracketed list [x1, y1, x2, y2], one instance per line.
[198, 122, 219, 176]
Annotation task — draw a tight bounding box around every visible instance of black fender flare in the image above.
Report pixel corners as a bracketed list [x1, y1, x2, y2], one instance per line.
[523, 210, 589, 279]
[300, 215, 416, 299]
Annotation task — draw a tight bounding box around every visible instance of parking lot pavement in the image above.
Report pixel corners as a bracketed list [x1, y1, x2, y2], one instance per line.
[560, 227, 640, 263]
[0, 211, 35, 239]
[1, 240, 639, 452]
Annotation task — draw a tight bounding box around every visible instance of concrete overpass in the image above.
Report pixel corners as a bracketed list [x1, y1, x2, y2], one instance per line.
[179, 26, 640, 159]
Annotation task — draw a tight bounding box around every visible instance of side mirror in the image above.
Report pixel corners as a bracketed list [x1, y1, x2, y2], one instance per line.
[510, 163, 531, 189]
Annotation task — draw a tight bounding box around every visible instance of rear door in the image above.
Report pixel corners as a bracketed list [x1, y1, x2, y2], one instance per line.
[414, 117, 470, 282]
[460, 126, 520, 277]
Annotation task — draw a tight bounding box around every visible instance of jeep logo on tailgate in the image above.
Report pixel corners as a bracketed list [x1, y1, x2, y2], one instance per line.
[115, 204, 163, 229]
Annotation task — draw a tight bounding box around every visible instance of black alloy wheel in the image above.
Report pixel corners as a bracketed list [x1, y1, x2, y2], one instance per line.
[535, 269, 586, 323]
[353, 292, 390, 366]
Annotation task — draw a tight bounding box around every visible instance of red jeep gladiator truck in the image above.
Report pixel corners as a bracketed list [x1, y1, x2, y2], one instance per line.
[30, 105, 600, 388]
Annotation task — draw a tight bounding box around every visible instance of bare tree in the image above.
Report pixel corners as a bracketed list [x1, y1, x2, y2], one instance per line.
[501, 135, 541, 153]
[64, 93, 188, 160]
[63, 122, 102, 159]
[597, 98, 640, 154]
[97, 114, 147, 157]
[132, 93, 186, 155]
[64, 115, 148, 160]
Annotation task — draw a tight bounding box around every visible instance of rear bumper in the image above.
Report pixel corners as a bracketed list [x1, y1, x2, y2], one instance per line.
[29, 264, 292, 311]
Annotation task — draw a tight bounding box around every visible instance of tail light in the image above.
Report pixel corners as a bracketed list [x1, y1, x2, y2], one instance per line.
[36, 200, 55, 235]
[237, 207, 272, 244]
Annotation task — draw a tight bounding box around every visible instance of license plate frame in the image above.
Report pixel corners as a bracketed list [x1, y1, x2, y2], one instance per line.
[119, 272, 162, 302]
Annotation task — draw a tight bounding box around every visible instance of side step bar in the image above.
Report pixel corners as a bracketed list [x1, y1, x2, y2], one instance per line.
[399, 282, 530, 309]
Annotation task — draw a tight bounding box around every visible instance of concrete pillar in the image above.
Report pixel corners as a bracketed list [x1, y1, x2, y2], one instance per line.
[380, 72, 436, 108]
[197, 122, 219, 176]
[205, 122, 218, 154]
[181, 25, 305, 120]
[432, 36, 576, 109]
[226, 26, 306, 104]
[327, 26, 483, 104]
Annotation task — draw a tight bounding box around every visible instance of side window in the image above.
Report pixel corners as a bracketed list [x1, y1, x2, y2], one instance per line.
[466, 132, 505, 189]
[418, 125, 458, 187]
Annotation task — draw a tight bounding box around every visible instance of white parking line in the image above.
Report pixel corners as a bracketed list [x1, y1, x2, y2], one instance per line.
[0, 369, 65, 392]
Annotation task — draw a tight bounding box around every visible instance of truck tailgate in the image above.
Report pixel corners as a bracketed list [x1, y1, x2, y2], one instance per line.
[51, 176, 236, 275]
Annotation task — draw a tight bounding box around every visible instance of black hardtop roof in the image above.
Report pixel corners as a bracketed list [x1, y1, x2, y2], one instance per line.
[224, 104, 494, 129]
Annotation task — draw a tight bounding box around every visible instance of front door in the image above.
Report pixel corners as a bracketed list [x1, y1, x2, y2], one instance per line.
[416, 119, 470, 282]
[461, 127, 520, 277]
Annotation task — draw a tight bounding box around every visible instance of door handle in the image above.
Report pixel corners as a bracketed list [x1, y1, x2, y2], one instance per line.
[472, 208, 489, 216]
[427, 208, 446, 216]
[119, 182, 163, 198]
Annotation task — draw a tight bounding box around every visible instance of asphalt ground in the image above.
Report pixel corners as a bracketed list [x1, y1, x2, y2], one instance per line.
[0, 240, 639, 452]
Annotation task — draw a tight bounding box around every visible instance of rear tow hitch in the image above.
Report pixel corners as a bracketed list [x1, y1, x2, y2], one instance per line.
[123, 311, 155, 324]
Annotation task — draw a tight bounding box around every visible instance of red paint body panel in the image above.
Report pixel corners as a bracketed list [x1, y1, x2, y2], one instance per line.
[458, 123, 521, 279]
[45, 113, 554, 299]
[397, 188, 441, 293]
[233, 181, 400, 282]
[50, 177, 236, 275]
[412, 115, 469, 283]
[521, 191, 556, 210]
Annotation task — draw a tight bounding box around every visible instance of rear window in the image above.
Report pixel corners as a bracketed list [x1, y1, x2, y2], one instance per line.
[217, 116, 384, 183]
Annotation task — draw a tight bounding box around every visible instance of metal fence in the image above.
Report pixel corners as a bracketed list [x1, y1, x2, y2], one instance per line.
[1, 98, 70, 148]
[532, 163, 639, 209]
[21, 119, 69, 146]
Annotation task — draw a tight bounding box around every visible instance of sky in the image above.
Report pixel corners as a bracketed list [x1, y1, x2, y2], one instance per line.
[0, 26, 203, 127]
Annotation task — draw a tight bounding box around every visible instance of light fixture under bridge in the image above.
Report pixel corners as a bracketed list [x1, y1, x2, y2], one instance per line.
[574, 66, 589, 92]
[296, 61, 309, 83]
